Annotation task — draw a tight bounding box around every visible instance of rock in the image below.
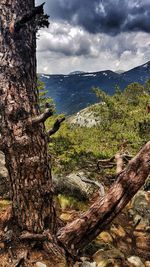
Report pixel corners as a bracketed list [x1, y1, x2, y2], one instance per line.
[68, 104, 101, 128]
[144, 176, 150, 191]
[93, 247, 124, 265]
[130, 190, 150, 228]
[145, 261, 150, 267]
[97, 231, 113, 243]
[127, 256, 144, 267]
[60, 212, 74, 221]
[0, 152, 8, 179]
[0, 151, 9, 198]
[0, 242, 4, 249]
[96, 259, 112, 267]
[74, 262, 96, 267]
[82, 262, 96, 267]
[110, 225, 126, 238]
[36, 262, 47, 267]
[53, 171, 95, 200]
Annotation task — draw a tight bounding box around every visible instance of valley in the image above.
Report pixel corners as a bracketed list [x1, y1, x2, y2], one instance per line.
[40, 61, 150, 115]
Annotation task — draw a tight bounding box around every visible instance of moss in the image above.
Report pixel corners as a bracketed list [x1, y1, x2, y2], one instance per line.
[0, 200, 11, 211]
[57, 194, 87, 211]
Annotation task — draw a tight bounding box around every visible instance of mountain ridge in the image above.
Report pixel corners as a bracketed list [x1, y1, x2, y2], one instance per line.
[40, 61, 150, 115]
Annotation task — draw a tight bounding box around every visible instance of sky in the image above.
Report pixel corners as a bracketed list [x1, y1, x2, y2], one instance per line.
[35, 0, 150, 74]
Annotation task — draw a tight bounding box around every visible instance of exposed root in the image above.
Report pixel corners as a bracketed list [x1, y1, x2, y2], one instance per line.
[0, 227, 67, 267]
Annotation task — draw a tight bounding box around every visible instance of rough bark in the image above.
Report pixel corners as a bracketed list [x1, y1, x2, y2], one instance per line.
[1, 1, 150, 265]
[0, 0, 55, 233]
[57, 141, 150, 256]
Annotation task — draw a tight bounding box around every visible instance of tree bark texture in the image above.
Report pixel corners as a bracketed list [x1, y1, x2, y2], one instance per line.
[57, 141, 150, 256]
[1, 1, 150, 265]
[0, 0, 56, 233]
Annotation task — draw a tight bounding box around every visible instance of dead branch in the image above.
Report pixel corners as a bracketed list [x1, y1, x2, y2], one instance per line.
[115, 153, 124, 174]
[98, 156, 115, 164]
[77, 174, 105, 196]
[47, 117, 65, 137]
[57, 140, 150, 256]
[30, 108, 53, 125]
[97, 153, 133, 171]
[98, 163, 116, 170]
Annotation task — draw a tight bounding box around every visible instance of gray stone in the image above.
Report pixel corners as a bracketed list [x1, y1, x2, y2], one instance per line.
[82, 262, 96, 267]
[131, 190, 150, 228]
[127, 256, 144, 267]
[53, 171, 95, 200]
[68, 104, 101, 127]
[36, 262, 47, 267]
[0, 151, 9, 198]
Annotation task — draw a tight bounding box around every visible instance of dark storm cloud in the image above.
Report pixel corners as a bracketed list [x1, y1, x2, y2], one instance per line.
[37, 23, 98, 57]
[38, 0, 150, 35]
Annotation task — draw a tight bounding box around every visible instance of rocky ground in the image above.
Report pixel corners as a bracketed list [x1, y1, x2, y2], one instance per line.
[0, 152, 150, 266]
[68, 104, 101, 127]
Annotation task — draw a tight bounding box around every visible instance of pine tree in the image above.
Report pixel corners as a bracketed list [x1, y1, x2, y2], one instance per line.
[0, 1, 150, 266]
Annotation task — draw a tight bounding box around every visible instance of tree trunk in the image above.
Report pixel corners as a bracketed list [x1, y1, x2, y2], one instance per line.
[0, 0, 55, 233]
[1, 1, 150, 266]
[57, 141, 150, 256]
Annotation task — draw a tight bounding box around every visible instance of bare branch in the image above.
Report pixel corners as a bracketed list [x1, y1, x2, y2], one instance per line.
[98, 156, 115, 164]
[77, 174, 105, 196]
[97, 163, 116, 170]
[30, 108, 53, 125]
[47, 117, 65, 137]
[97, 153, 133, 171]
[97, 156, 115, 170]
[57, 140, 150, 256]
[115, 153, 124, 174]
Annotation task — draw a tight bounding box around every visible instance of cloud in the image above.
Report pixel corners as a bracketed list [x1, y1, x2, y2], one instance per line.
[35, 0, 150, 74]
[36, 0, 150, 35]
[37, 21, 150, 74]
[37, 22, 99, 57]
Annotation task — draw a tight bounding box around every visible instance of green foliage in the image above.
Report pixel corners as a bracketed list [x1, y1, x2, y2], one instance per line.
[37, 76, 55, 112]
[58, 194, 87, 211]
[45, 80, 150, 175]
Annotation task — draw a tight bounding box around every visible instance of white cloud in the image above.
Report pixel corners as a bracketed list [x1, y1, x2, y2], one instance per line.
[37, 21, 150, 74]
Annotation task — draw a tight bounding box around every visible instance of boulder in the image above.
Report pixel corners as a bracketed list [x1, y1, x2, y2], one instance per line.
[53, 171, 95, 200]
[36, 262, 47, 267]
[127, 256, 144, 267]
[130, 190, 150, 228]
[93, 247, 124, 261]
[0, 151, 9, 198]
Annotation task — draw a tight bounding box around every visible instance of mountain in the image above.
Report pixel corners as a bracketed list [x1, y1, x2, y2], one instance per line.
[40, 61, 150, 115]
[121, 61, 150, 83]
[69, 71, 85, 75]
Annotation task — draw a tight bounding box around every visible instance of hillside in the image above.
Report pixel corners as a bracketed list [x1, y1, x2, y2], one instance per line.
[40, 61, 150, 115]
